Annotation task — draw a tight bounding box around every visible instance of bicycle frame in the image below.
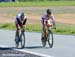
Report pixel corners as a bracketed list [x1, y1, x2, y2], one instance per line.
[15, 28, 25, 48]
[41, 26, 53, 48]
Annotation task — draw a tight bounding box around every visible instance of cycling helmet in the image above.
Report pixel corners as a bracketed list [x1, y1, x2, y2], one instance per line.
[47, 9, 51, 14]
[21, 12, 24, 17]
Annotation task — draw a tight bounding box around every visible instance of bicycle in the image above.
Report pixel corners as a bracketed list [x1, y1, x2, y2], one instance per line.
[15, 28, 25, 49]
[41, 20, 54, 48]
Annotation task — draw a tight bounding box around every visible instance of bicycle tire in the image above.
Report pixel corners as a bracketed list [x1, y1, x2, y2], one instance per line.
[48, 29, 53, 48]
[20, 32, 25, 48]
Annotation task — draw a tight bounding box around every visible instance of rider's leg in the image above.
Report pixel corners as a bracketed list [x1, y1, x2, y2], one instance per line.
[45, 27, 48, 38]
[41, 26, 44, 41]
[15, 23, 19, 43]
[16, 24, 19, 37]
[42, 25, 46, 38]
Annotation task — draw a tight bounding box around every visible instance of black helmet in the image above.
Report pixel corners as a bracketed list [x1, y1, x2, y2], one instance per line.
[21, 12, 24, 17]
[47, 9, 51, 14]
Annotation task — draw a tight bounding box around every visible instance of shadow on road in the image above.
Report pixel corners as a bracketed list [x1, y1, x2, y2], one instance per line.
[25, 46, 43, 49]
[0, 47, 15, 50]
[0, 46, 42, 50]
[0, 46, 50, 50]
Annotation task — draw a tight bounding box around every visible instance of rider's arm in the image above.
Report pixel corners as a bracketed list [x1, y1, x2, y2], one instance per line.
[41, 19, 44, 25]
[17, 18, 22, 28]
[22, 16, 27, 29]
[22, 18, 27, 29]
[51, 15, 56, 29]
[42, 16, 46, 25]
[23, 18, 27, 25]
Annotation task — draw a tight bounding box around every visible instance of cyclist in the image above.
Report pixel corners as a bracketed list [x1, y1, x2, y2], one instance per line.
[41, 9, 56, 38]
[15, 12, 27, 42]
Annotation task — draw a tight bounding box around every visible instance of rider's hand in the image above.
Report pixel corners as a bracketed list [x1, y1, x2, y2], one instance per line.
[21, 25, 25, 32]
[22, 25, 25, 28]
[53, 25, 56, 30]
[22, 25, 26, 28]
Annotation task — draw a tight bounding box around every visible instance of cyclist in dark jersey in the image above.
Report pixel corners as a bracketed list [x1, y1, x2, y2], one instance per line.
[15, 12, 27, 37]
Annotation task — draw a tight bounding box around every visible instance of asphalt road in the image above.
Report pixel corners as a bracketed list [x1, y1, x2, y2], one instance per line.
[0, 29, 75, 57]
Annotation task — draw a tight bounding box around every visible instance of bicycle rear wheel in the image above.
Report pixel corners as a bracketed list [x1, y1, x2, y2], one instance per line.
[48, 30, 53, 48]
[20, 32, 25, 48]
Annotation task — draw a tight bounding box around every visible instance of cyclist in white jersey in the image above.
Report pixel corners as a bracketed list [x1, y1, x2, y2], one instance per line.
[15, 12, 27, 37]
[41, 9, 56, 33]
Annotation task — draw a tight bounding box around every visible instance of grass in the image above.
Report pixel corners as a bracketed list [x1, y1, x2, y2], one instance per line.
[0, 23, 75, 35]
[0, 1, 75, 7]
[0, 23, 15, 30]
[54, 23, 75, 34]
[0, 23, 42, 31]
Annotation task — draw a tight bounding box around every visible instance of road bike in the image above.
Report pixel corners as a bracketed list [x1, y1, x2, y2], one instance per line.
[41, 27, 53, 48]
[15, 28, 25, 49]
[41, 19, 54, 48]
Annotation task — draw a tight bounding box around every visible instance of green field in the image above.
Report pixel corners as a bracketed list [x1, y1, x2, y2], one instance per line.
[0, 1, 75, 7]
[0, 23, 75, 35]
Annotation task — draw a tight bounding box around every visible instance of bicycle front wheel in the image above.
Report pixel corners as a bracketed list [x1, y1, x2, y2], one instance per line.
[20, 32, 25, 48]
[48, 30, 53, 48]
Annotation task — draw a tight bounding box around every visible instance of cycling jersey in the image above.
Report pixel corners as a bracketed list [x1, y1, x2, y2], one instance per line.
[15, 13, 27, 27]
[42, 14, 55, 27]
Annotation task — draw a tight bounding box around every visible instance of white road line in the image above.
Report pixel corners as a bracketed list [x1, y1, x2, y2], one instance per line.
[0, 45, 9, 47]
[0, 45, 54, 57]
[16, 49, 54, 57]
